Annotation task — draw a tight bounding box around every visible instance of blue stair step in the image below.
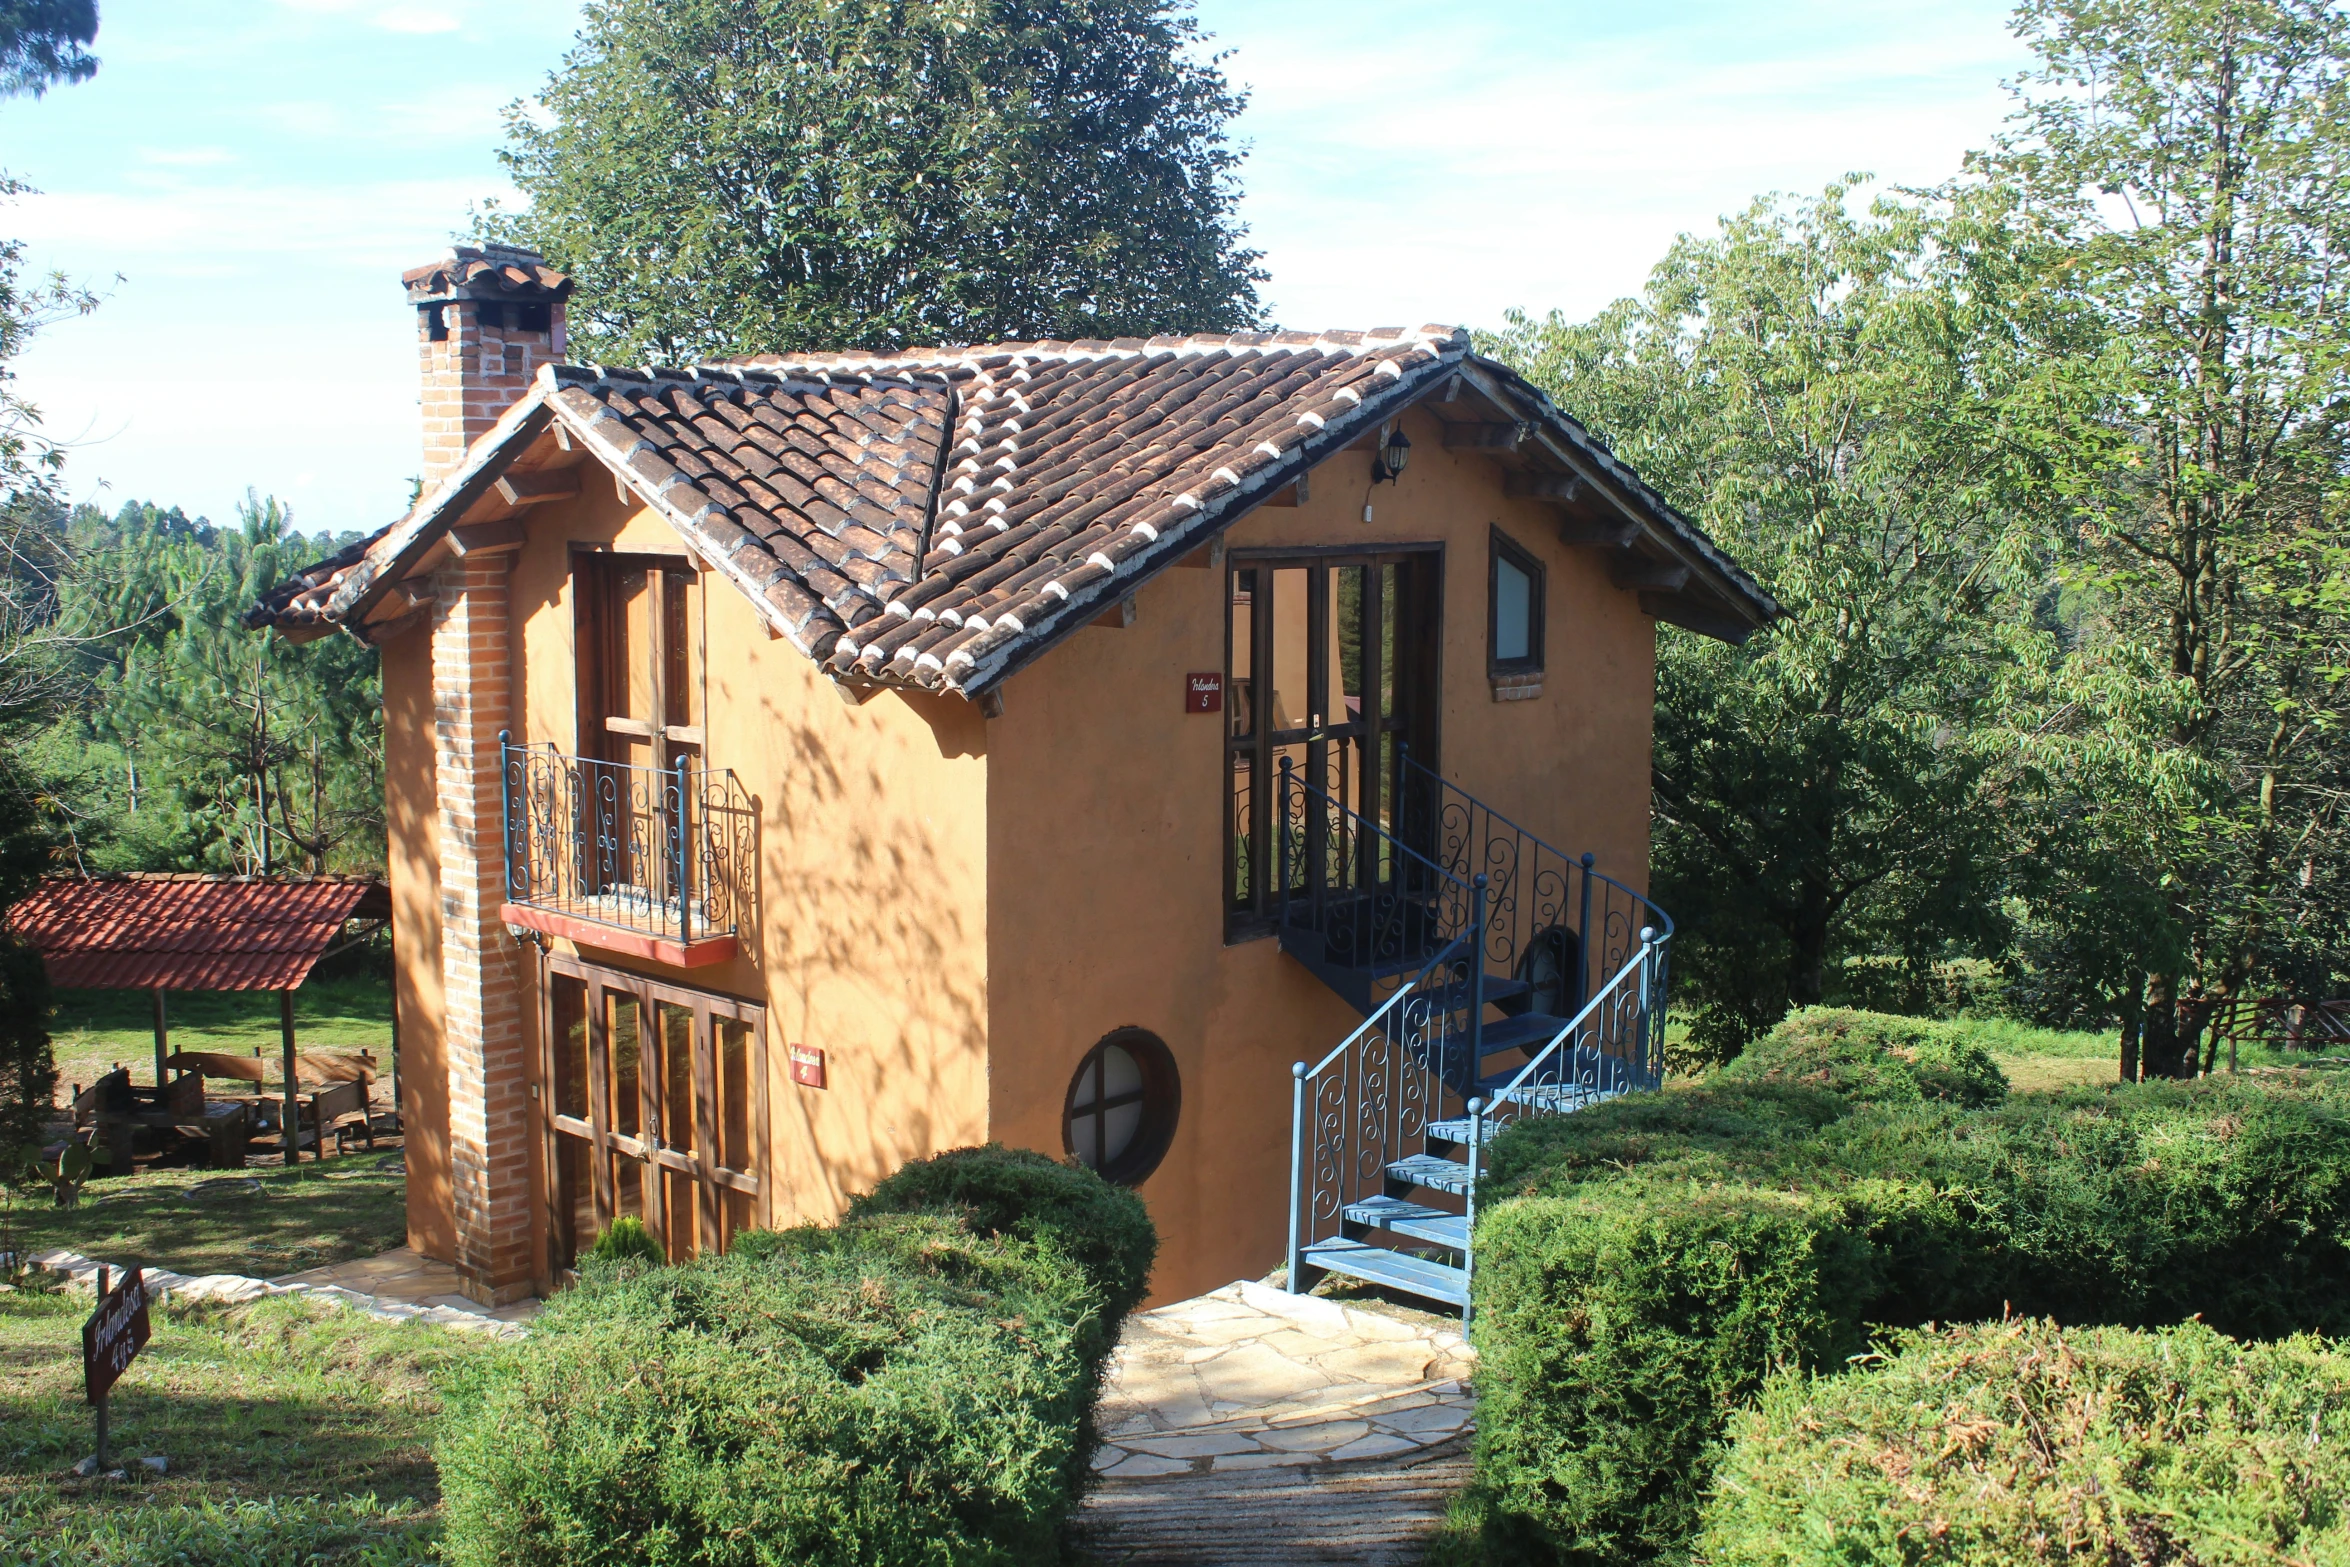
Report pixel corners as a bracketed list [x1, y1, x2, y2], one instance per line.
[1425, 1117, 1488, 1145]
[1301, 1237, 1469, 1308]
[1387, 1153, 1475, 1196]
[1473, 1075, 1635, 1111]
[1416, 975, 1532, 1013]
[1474, 1012, 1571, 1058]
[1344, 1195, 1468, 1251]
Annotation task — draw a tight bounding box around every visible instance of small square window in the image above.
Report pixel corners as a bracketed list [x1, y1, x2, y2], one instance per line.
[1490, 528, 1545, 675]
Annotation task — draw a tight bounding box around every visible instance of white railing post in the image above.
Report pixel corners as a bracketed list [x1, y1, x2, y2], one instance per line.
[1464, 1094, 1484, 1328]
[1288, 1061, 1308, 1293]
[1637, 925, 1657, 1076]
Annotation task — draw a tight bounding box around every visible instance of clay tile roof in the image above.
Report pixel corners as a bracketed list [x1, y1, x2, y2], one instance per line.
[249, 326, 1775, 694]
[401, 243, 574, 305]
[9, 874, 390, 991]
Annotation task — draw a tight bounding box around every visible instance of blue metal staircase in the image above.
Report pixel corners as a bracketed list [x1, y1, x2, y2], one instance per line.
[1279, 754, 1670, 1316]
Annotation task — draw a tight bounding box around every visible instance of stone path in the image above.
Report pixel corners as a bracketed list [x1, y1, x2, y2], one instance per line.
[1076, 1280, 1475, 1562]
[275, 1246, 539, 1328]
[34, 1246, 536, 1338]
[1090, 1279, 1474, 1478]
[1077, 1441, 1472, 1566]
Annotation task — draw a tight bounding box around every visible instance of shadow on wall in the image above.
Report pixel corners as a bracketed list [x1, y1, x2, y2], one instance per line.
[757, 686, 991, 1218]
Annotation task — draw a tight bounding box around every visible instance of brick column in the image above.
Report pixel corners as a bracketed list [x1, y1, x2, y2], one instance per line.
[432, 554, 535, 1304]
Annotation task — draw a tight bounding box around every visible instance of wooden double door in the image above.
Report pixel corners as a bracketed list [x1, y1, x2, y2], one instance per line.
[543, 956, 767, 1267]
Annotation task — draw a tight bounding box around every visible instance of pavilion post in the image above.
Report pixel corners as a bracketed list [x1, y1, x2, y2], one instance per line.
[151, 990, 169, 1088]
[279, 988, 300, 1166]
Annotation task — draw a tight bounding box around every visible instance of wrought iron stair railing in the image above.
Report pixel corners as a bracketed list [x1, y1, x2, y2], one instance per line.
[499, 733, 755, 952]
[1398, 745, 1673, 1020]
[1278, 750, 1673, 1320]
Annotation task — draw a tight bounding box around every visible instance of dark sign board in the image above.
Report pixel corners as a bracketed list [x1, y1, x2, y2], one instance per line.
[1185, 672, 1223, 714]
[83, 1267, 150, 1405]
[789, 1043, 826, 1089]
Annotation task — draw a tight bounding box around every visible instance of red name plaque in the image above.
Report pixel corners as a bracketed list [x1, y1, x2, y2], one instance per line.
[789, 1044, 826, 1089]
[1185, 672, 1223, 714]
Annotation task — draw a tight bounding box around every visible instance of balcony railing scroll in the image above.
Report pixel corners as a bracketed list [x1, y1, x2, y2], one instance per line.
[1397, 746, 1672, 1025]
[499, 733, 755, 949]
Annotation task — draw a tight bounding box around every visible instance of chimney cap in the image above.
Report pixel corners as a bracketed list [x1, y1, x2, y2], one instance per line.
[403, 243, 574, 306]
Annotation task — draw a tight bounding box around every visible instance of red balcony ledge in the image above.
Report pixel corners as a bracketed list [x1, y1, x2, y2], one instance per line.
[500, 902, 739, 969]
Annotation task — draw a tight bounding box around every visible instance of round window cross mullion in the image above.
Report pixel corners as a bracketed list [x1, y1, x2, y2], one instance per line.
[1063, 1028, 1180, 1186]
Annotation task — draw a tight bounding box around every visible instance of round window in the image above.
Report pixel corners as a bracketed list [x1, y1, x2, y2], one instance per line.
[1064, 1027, 1180, 1185]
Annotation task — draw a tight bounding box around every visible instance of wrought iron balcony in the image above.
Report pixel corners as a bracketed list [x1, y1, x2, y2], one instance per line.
[497, 734, 756, 968]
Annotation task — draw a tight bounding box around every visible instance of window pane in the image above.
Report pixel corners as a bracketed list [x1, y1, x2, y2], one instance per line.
[552, 976, 589, 1120]
[660, 1003, 695, 1154]
[1495, 555, 1533, 662]
[609, 991, 641, 1138]
[1336, 566, 1368, 730]
[1270, 568, 1309, 729]
[1228, 568, 1256, 740]
[716, 1018, 752, 1173]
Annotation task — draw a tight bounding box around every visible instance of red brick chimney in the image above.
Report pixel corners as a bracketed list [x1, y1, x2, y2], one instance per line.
[399, 243, 573, 1305]
[403, 244, 574, 484]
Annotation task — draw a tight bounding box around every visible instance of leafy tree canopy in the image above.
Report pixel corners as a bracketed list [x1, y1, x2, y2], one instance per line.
[484, 0, 1265, 362]
[1487, 185, 2068, 1055]
[0, 0, 95, 99]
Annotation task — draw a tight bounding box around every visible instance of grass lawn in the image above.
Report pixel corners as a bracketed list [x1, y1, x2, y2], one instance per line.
[49, 975, 394, 1107]
[0, 1284, 481, 1565]
[6, 1152, 410, 1283]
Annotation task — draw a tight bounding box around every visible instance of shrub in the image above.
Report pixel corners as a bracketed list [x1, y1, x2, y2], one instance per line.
[438, 1158, 1154, 1567]
[1719, 1006, 2008, 1108]
[1464, 1074, 2350, 1562]
[1700, 1318, 2350, 1566]
[846, 1143, 1157, 1318]
[582, 1213, 663, 1266]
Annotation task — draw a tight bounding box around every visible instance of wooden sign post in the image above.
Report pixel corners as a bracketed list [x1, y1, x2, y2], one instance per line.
[82, 1265, 150, 1473]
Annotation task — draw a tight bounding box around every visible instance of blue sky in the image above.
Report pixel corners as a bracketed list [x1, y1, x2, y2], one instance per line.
[3, 0, 2030, 537]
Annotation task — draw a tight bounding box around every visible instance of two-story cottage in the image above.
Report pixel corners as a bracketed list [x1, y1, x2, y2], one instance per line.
[249, 245, 1774, 1310]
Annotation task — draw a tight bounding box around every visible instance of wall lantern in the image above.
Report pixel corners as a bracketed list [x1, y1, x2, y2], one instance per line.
[1372, 425, 1411, 484]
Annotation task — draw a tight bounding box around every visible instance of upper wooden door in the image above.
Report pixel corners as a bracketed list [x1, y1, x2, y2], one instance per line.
[1224, 549, 1441, 938]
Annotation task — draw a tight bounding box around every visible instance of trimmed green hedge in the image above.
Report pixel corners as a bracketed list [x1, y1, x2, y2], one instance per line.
[1701, 1319, 2350, 1565]
[846, 1142, 1157, 1320]
[1463, 1018, 2350, 1564]
[1715, 1006, 2007, 1108]
[437, 1148, 1153, 1567]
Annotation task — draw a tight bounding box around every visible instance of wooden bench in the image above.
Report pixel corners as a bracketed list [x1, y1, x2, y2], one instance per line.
[75, 1067, 250, 1169]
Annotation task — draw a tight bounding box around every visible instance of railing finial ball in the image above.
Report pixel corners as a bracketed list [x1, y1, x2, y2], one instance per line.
[1581, 851, 1595, 868]
[1292, 1061, 1307, 1078]
[1640, 925, 1656, 944]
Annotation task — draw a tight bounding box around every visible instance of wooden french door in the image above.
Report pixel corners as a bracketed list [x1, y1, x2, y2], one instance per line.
[543, 955, 766, 1268]
[1225, 548, 1442, 937]
[572, 552, 704, 906]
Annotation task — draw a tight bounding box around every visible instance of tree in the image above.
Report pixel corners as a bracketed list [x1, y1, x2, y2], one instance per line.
[1487, 185, 2068, 1057]
[1981, 0, 2350, 1076]
[485, 0, 1264, 362]
[33, 495, 385, 877]
[0, 1, 96, 99]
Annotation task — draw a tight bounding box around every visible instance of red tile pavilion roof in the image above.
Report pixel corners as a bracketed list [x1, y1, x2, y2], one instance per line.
[8, 874, 391, 991]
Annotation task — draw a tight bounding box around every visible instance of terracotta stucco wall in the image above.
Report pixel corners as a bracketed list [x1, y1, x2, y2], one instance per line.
[984, 405, 1658, 1304]
[381, 621, 452, 1261]
[500, 479, 992, 1239]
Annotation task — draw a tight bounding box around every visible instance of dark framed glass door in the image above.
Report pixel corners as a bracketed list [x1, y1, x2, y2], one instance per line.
[544, 955, 766, 1268]
[1225, 548, 1441, 938]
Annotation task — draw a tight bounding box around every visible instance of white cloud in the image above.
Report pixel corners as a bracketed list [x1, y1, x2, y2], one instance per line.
[136, 146, 235, 169]
[373, 6, 463, 34]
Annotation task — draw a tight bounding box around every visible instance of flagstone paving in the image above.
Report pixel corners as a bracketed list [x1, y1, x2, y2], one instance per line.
[1088, 1279, 1475, 1479]
[35, 1245, 535, 1337]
